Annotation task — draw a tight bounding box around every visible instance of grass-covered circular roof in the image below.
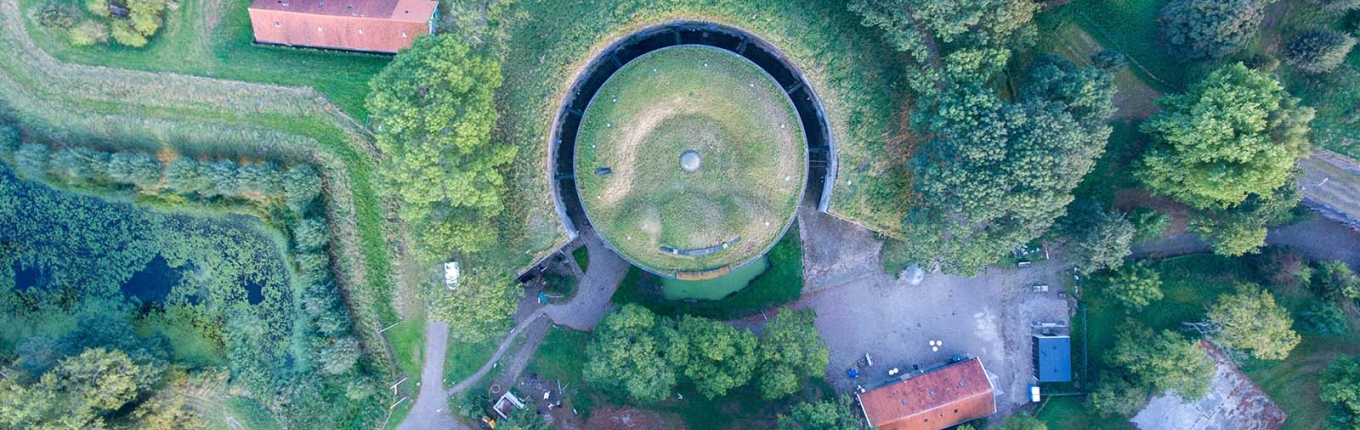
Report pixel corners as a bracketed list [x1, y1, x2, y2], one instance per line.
[575, 46, 807, 278]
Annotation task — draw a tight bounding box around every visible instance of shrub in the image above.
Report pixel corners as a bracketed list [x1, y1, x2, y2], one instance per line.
[1311, 0, 1360, 11]
[83, 0, 109, 17]
[14, 143, 50, 179]
[67, 20, 108, 46]
[207, 160, 240, 197]
[318, 337, 360, 375]
[1064, 205, 1136, 275]
[1101, 261, 1164, 310]
[1300, 302, 1349, 335]
[1129, 208, 1170, 243]
[49, 147, 110, 182]
[110, 20, 148, 47]
[107, 152, 163, 189]
[1089, 373, 1150, 418]
[1284, 29, 1357, 74]
[1252, 247, 1313, 289]
[35, 4, 76, 29]
[292, 218, 329, 253]
[0, 125, 18, 154]
[238, 162, 283, 196]
[1315, 260, 1360, 301]
[1321, 355, 1360, 427]
[1092, 50, 1129, 71]
[165, 158, 211, 196]
[284, 164, 322, 214]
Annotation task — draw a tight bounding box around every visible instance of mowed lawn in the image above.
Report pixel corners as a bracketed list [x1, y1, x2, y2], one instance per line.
[18, 0, 389, 118]
[575, 46, 805, 274]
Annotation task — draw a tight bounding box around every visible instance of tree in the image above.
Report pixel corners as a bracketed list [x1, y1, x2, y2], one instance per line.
[1129, 208, 1170, 243]
[127, 391, 207, 430]
[107, 151, 163, 189]
[1107, 322, 1215, 400]
[1138, 63, 1312, 210]
[53, 348, 146, 411]
[777, 396, 865, 430]
[0, 348, 160, 429]
[366, 34, 514, 260]
[318, 337, 360, 375]
[583, 304, 676, 403]
[1101, 261, 1164, 310]
[1089, 373, 1151, 418]
[1251, 247, 1314, 289]
[757, 309, 829, 400]
[110, 19, 148, 47]
[238, 162, 283, 196]
[848, 0, 1039, 64]
[1285, 29, 1357, 73]
[68, 20, 108, 46]
[1321, 355, 1360, 428]
[1204, 284, 1300, 360]
[1062, 203, 1135, 275]
[1189, 182, 1302, 256]
[1300, 301, 1349, 336]
[999, 414, 1048, 430]
[284, 164, 323, 214]
[1159, 0, 1274, 61]
[0, 125, 17, 154]
[669, 316, 758, 399]
[1315, 260, 1360, 301]
[427, 268, 520, 344]
[902, 57, 1116, 274]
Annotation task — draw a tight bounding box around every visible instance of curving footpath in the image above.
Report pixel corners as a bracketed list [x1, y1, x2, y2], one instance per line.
[396, 230, 628, 429]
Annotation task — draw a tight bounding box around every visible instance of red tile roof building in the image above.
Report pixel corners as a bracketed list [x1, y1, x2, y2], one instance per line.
[247, 0, 437, 53]
[855, 357, 997, 430]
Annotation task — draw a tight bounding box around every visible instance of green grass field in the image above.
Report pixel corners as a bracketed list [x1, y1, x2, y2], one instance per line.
[576, 46, 805, 275]
[611, 226, 803, 319]
[444, 337, 500, 386]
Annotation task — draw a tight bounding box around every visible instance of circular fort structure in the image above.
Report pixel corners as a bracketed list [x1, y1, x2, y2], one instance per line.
[574, 46, 806, 278]
[549, 22, 835, 280]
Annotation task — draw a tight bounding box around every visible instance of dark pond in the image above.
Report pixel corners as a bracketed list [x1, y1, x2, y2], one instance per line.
[120, 255, 181, 304]
[11, 262, 44, 291]
[243, 280, 264, 305]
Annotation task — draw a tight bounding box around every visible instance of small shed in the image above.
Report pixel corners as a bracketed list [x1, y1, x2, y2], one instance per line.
[1033, 334, 1071, 383]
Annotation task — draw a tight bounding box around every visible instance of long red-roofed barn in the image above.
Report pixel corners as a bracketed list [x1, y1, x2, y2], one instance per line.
[855, 357, 997, 430]
[247, 0, 438, 54]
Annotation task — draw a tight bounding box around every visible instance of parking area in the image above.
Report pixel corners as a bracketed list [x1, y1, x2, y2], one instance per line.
[798, 211, 1074, 415]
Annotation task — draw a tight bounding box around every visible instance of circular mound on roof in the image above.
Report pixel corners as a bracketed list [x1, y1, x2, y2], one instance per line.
[575, 46, 807, 278]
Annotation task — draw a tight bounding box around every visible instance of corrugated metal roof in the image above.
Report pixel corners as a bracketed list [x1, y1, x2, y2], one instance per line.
[247, 0, 436, 53]
[856, 357, 996, 430]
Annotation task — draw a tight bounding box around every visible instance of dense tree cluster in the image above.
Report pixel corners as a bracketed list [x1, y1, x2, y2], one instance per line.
[1285, 29, 1357, 74]
[583, 305, 827, 403]
[0, 347, 204, 429]
[1092, 320, 1215, 416]
[1139, 64, 1312, 255]
[1158, 0, 1274, 62]
[367, 34, 513, 262]
[50, 0, 170, 47]
[427, 268, 521, 344]
[902, 56, 1118, 274]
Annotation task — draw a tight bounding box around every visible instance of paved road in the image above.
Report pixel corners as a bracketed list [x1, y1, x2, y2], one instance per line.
[1133, 215, 1360, 269]
[545, 230, 629, 331]
[396, 322, 462, 430]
